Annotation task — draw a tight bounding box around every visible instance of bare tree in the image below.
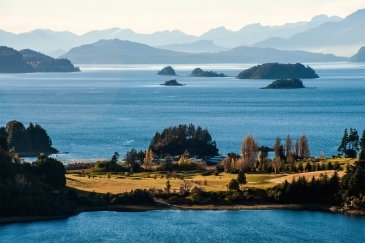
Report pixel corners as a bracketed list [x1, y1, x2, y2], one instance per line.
[285, 134, 292, 159]
[296, 135, 310, 159]
[241, 135, 258, 171]
[143, 149, 154, 171]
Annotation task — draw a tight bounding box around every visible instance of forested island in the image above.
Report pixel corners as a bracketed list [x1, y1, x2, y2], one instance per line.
[1, 123, 365, 224]
[0, 46, 79, 73]
[262, 79, 306, 89]
[190, 68, 226, 77]
[236, 63, 319, 79]
[160, 79, 184, 86]
[0, 120, 58, 156]
[157, 66, 176, 76]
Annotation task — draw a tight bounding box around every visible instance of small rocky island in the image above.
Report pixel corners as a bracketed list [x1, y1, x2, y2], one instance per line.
[236, 63, 319, 79]
[262, 78, 306, 89]
[0, 46, 79, 73]
[160, 79, 184, 86]
[157, 66, 176, 76]
[190, 68, 226, 77]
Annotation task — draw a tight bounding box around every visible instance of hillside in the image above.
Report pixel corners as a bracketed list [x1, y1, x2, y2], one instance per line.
[0, 46, 79, 73]
[0, 46, 33, 73]
[350, 47, 365, 62]
[236, 63, 319, 79]
[158, 40, 227, 53]
[62, 39, 346, 64]
[254, 9, 365, 56]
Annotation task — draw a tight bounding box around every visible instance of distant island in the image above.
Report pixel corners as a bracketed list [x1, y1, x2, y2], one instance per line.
[190, 68, 226, 77]
[350, 46, 365, 62]
[236, 63, 319, 79]
[1, 120, 58, 156]
[0, 46, 79, 73]
[157, 66, 176, 76]
[262, 79, 306, 89]
[160, 79, 184, 86]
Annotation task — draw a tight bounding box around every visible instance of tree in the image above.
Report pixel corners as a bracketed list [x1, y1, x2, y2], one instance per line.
[36, 155, 66, 188]
[237, 171, 247, 186]
[285, 134, 293, 160]
[360, 130, 365, 161]
[296, 135, 310, 159]
[241, 135, 258, 171]
[165, 179, 171, 193]
[144, 149, 154, 171]
[125, 148, 137, 170]
[338, 128, 360, 158]
[273, 137, 283, 173]
[110, 152, 119, 172]
[227, 179, 240, 191]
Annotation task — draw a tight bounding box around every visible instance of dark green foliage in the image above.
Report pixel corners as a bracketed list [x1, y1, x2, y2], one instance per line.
[338, 128, 360, 158]
[227, 179, 240, 191]
[0, 151, 74, 217]
[109, 190, 154, 205]
[160, 79, 184, 86]
[149, 124, 219, 158]
[237, 171, 247, 185]
[341, 161, 365, 198]
[157, 66, 176, 76]
[236, 63, 319, 79]
[262, 78, 305, 89]
[35, 155, 66, 189]
[270, 172, 341, 204]
[190, 68, 226, 77]
[3, 120, 57, 156]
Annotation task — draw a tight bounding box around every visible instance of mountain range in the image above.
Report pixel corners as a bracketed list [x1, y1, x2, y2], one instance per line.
[1, 8, 365, 57]
[61, 39, 345, 64]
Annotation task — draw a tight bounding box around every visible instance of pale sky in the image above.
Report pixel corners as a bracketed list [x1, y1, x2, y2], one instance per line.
[1, 0, 364, 35]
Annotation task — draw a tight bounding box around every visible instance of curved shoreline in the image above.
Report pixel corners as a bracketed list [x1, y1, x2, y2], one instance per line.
[1, 203, 363, 225]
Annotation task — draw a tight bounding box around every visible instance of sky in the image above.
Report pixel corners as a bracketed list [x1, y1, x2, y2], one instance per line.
[0, 0, 364, 35]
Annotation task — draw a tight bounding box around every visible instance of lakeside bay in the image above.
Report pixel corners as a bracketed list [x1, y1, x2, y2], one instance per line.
[1, 63, 364, 161]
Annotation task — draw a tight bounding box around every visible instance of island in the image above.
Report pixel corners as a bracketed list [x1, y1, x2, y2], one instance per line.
[236, 63, 319, 79]
[190, 68, 226, 77]
[261, 78, 306, 89]
[160, 79, 184, 86]
[157, 66, 176, 76]
[350, 46, 365, 62]
[1, 120, 58, 156]
[0, 46, 79, 73]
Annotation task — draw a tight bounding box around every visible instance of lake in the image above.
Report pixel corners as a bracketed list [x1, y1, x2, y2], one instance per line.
[0, 63, 365, 161]
[1, 210, 365, 242]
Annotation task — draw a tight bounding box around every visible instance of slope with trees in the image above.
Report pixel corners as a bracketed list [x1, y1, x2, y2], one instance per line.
[236, 63, 319, 79]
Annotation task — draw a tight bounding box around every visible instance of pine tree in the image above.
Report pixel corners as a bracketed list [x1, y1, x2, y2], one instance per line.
[237, 171, 247, 185]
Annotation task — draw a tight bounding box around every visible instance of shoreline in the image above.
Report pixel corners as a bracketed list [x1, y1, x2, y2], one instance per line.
[1, 203, 363, 225]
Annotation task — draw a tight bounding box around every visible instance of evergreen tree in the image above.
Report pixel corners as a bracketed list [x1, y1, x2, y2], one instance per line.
[237, 171, 247, 185]
[227, 179, 240, 191]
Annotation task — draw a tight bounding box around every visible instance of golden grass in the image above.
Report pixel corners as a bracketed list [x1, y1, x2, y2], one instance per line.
[66, 172, 291, 194]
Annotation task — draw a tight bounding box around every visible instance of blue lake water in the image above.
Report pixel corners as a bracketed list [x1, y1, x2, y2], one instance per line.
[0, 63, 365, 161]
[1, 210, 365, 242]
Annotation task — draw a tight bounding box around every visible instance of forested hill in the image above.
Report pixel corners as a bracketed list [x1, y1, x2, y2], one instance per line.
[0, 46, 79, 73]
[0, 120, 58, 156]
[236, 63, 319, 79]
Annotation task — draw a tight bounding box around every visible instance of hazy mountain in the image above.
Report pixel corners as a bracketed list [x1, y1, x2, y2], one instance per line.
[62, 39, 346, 64]
[200, 14, 341, 47]
[0, 12, 342, 54]
[158, 40, 227, 53]
[350, 46, 365, 62]
[254, 9, 365, 56]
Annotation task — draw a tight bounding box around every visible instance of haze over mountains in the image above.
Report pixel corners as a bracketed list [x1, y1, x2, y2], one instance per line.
[61, 39, 345, 64]
[1, 8, 365, 58]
